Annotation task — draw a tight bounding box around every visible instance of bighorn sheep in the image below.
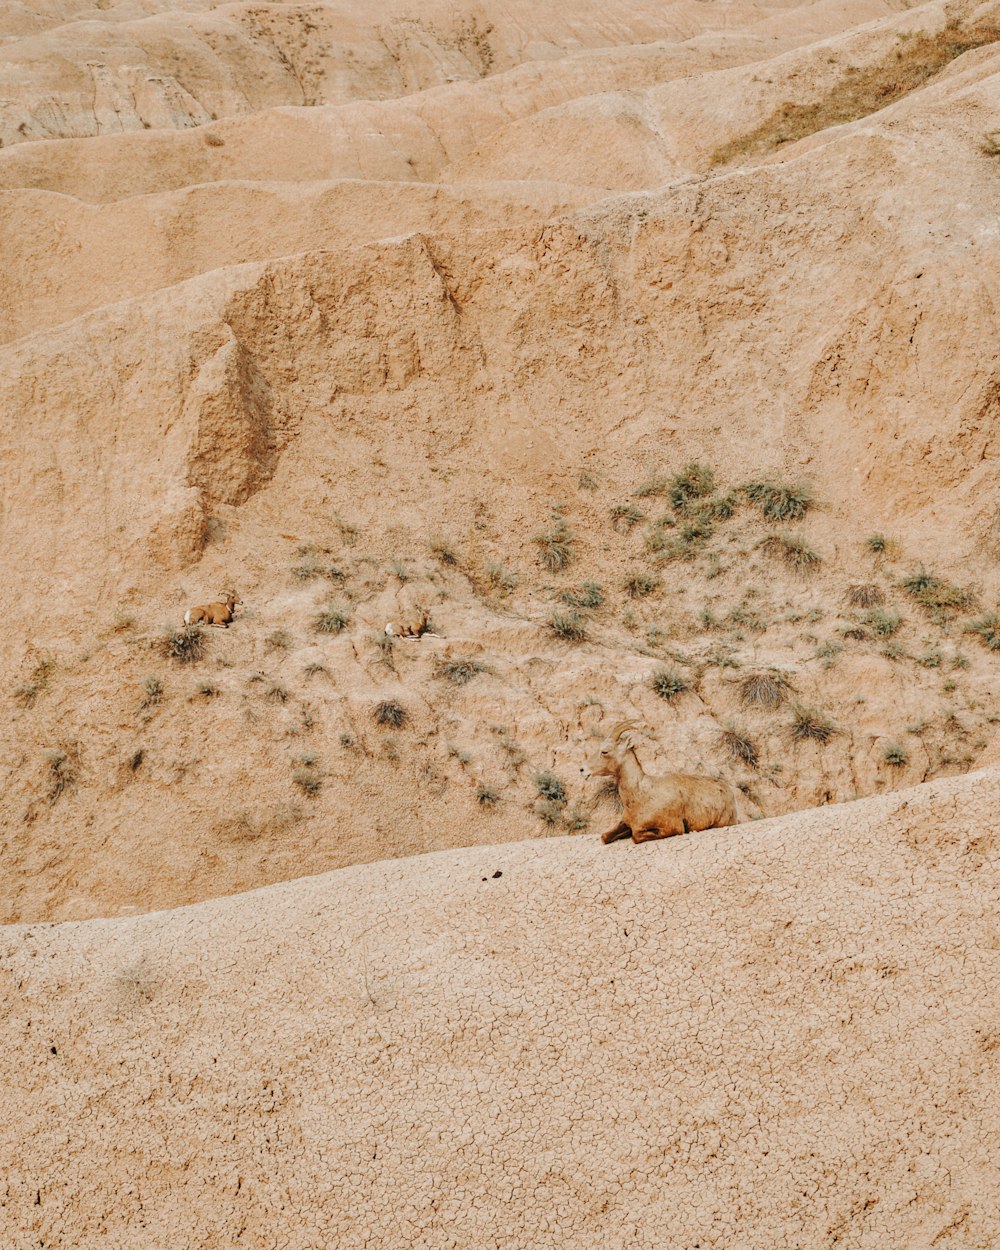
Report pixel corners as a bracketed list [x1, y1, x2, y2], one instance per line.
[384, 608, 438, 639]
[583, 721, 739, 843]
[184, 592, 242, 628]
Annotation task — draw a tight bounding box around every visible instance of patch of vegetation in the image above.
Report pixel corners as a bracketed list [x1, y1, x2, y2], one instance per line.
[374, 699, 407, 728]
[710, 20, 1000, 166]
[476, 783, 501, 808]
[485, 561, 518, 594]
[265, 681, 288, 704]
[866, 533, 891, 554]
[313, 605, 350, 635]
[964, 612, 1000, 651]
[651, 666, 690, 701]
[162, 624, 205, 665]
[577, 470, 598, 491]
[534, 771, 567, 803]
[762, 532, 821, 570]
[113, 611, 136, 633]
[196, 681, 220, 698]
[140, 675, 163, 708]
[882, 742, 908, 767]
[847, 583, 885, 608]
[429, 535, 458, 566]
[14, 656, 56, 708]
[535, 518, 575, 572]
[435, 657, 487, 686]
[916, 648, 943, 669]
[669, 463, 715, 511]
[292, 767, 322, 795]
[743, 479, 813, 522]
[902, 568, 974, 618]
[304, 662, 327, 679]
[624, 570, 660, 599]
[788, 703, 837, 744]
[548, 610, 587, 642]
[390, 560, 410, 582]
[46, 750, 76, 803]
[881, 641, 907, 661]
[739, 671, 790, 709]
[372, 633, 395, 666]
[265, 630, 292, 651]
[633, 472, 669, 499]
[815, 640, 843, 668]
[560, 581, 604, 610]
[719, 725, 759, 769]
[866, 608, 902, 638]
[610, 503, 646, 530]
[563, 805, 589, 833]
[536, 799, 564, 825]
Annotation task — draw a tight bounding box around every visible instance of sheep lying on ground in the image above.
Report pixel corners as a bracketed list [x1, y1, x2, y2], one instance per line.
[583, 720, 739, 843]
[384, 608, 438, 639]
[184, 592, 242, 628]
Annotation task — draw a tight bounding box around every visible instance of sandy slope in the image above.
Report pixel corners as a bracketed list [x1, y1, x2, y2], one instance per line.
[2, 771, 998, 1247]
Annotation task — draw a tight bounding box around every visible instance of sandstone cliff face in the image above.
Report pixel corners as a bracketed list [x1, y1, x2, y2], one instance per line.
[2, 772, 998, 1247]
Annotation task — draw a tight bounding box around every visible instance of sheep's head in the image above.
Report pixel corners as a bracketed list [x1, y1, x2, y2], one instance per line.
[582, 721, 641, 778]
[222, 590, 242, 609]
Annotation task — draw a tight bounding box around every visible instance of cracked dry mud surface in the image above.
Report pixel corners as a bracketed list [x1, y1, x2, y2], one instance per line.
[3, 771, 999, 1248]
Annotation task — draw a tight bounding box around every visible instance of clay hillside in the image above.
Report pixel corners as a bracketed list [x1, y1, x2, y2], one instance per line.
[1, 0, 999, 1243]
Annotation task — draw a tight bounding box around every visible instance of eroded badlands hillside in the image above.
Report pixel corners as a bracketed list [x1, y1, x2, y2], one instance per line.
[2, 0, 1000, 923]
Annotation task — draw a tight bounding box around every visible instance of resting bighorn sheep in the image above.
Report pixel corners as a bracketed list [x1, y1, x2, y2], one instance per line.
[583, 721, 739, 843]
[384, 608, 438, 639]
[184, 592, 242, 628]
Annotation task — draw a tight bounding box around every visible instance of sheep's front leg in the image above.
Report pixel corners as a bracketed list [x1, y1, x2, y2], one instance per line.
[601, 821, 631, 844]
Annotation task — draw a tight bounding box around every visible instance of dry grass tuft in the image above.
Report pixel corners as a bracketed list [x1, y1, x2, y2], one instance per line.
[846, 583, 884, 608]
[162, 624, 205, 665]
[374, 699, 407, 728]
[651, 666, 690, 701]
[788, 703, 837, 743]
[739, 671, 790, 709]
[719, 725, 759, 769]
[711, 21, 1000, 166]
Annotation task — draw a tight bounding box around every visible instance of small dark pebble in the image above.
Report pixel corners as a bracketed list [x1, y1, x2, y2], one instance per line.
[492, 870, 502, 879]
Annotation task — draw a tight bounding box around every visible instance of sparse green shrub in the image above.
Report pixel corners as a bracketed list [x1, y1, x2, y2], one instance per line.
[847, 583, 885, 608]
[705, 647, 740, 670]
[788, 703, 837, 743]
[882, 742, 908, 767]
[196, 681, 220, 698]
[372, 633, 395, 666]
[727, 605, 767, 633]
[634, 473, 668, 499]
[46, 750, 76, 802]
[563, 805, 589, 832]
[435, 657, 486, 686]
[651, 666, 689, 701]
[339, 732, 356, 748]
[902, 569, 974, 617]
[763, 532, 821, 569]
[536, 799, 563, 825]
[866, 533, 890, 554]
[560, 581, 604, 610]
[374, 699, 407, 728]
[951, 651, 971, 670]
[486, 561, 517, 594]
[140, 675, 163, 708]
[429, 535, 458, 566]
[881, 641, 906, 661]
[743, 479, 813, 522]
[916, 648, 943, 669]
[265, 630, 292, 651]
[293, 555, 322, 581]
[624, 570, 660, 599]
[113, 611, 136, 632]
[577, 471, 598, 491]
[866, 608, 902, 638]
[292, 768, 322, 795]
[964, 611, 1000, 651]
[314, 605, 350, 635]
[390, 560, 410, 582]
[304, 662, 327, 679]
[610, 503, 646, 530]
[548, 610, 587, 642]
[265, 681, 288, 704]
[162, 624, 205, 665]
[739, 671, 790, 709]
[669, 463, 715, 511]
[719, 725, 759, 769]
[535, 519, 575, 572]
[815, 640, 843, 667]
[476, 783, 501, 808]
[534, 771, 566, 803]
